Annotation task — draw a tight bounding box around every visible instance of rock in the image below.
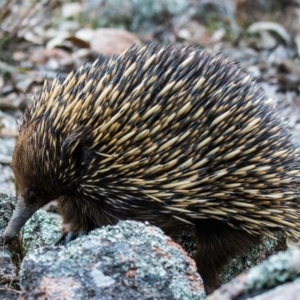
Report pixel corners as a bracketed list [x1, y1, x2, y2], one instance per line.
[90, 28, 141, 57]
[0, 191, 60, 254]
[209, 247, 300, 300]
[0, 190, 61, 298]
[0, 191, 20, 299]
[21, 209, 61, 254]
[247, 22, 291, 48]
[19, 221, 205, 300]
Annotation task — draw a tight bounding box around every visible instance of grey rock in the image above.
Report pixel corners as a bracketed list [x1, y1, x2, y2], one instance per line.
[0, 190, 61, 299]
[19, 221, 205, 300]
[21, 209, 61, 254]
[209, 247, 300, 300]
[0, 190, 61, 255]
[0, 191, 19, 300]
[247, 281, 300, 300]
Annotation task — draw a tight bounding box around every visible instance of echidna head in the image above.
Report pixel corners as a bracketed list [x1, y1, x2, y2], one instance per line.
[3, 124, 65, 242]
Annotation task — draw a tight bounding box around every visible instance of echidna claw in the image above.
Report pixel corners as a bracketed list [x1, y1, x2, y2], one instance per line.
[54, 234, 66, 246]
[54, 232, 85, 246]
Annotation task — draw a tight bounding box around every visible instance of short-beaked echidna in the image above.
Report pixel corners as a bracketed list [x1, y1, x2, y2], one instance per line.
[2, 44, 300, 294]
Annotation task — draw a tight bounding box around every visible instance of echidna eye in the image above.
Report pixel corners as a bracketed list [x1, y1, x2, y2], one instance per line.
[27, 189, 37, 204]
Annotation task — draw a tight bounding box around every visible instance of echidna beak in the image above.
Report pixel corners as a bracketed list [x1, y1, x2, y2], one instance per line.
[1, 195, 37, 244]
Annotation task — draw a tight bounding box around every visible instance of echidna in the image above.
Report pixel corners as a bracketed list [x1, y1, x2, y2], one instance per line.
[2, 44, 300, 294]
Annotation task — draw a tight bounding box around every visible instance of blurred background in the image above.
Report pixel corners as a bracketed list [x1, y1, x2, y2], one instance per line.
[1, 0, 300, 190]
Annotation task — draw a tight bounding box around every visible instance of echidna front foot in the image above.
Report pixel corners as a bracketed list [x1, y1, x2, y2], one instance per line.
[55, 231, 86, 246]
[55, 222, 87, 245]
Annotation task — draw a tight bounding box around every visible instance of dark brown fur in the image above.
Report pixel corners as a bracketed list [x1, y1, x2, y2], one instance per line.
[194, 220, 261, 293]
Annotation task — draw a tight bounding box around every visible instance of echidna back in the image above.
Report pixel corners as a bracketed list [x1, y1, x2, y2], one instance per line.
[23, 44, 300, 239]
